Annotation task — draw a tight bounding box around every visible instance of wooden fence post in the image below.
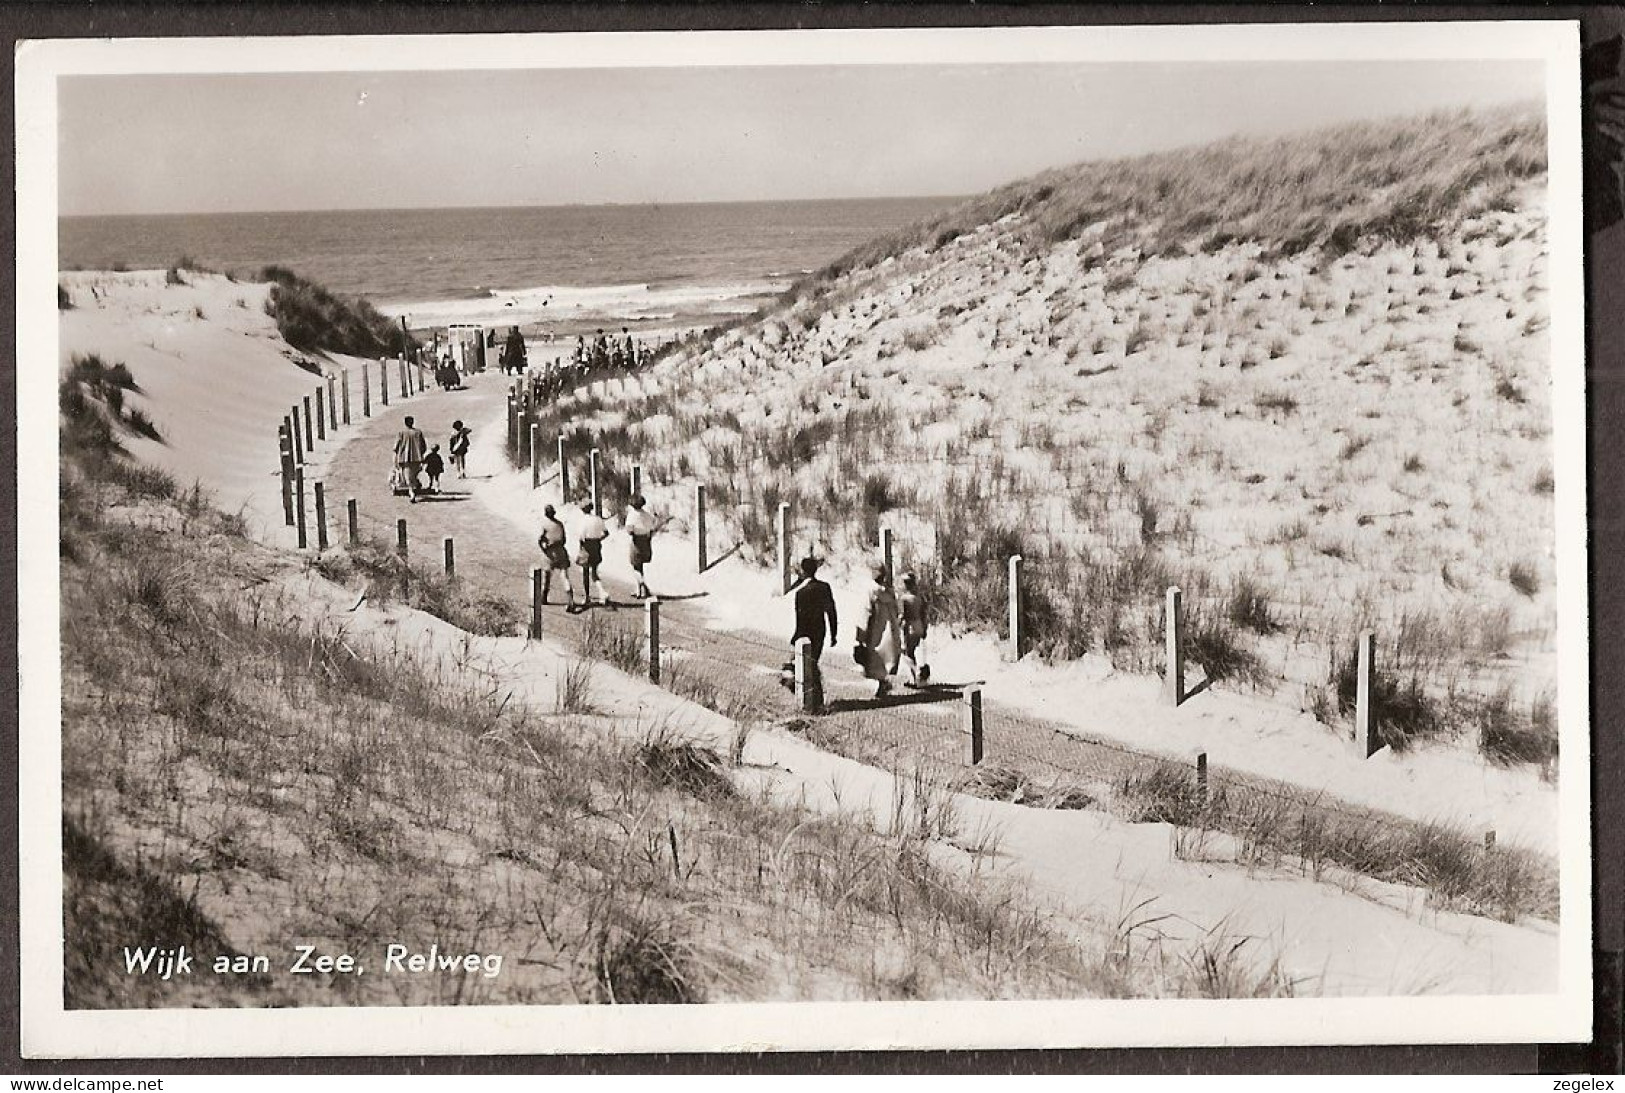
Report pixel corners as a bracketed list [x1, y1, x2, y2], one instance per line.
[379, 359, 390, 407]
[695, 484, 708, 573]
[313, 482, 329, 550]
[1007, 555, 1024, 660]
[399, 356, 409, 401]
[964, 685, 984, 765]
[631, 463, 643, 500]
[776, 502, 792, 594]
[294, 470, 308, 549]
[444, 537, 456, 581]
[530, 567, 545, 640]
[530, 424, 541, 490]
[556, 434, 570, 504]
[1195, 749, 1208, 809]
[1356, 630, 1379, 757]
[362, 364, 372, 417]
[315, 387, 327, 441]
[1165, 586, 1184, 707]
[794, 637, 820, 712]
[346, 498, 358, 546]
[396, 518, 411, 598]
[291, 407, 304, 465]
[340, 371, 351, 426]
[646, 599, 661, 684]
[302, 395, 314, 452]
[880, 526, 895, 580]
[326, 376, 338, 432]
[506, 394, 517, 458]
[589, 448, 602, 516]
[278, 424, 295, 527]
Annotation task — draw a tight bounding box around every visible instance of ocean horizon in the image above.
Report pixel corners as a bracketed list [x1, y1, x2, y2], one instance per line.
[59, 195, 961, 334]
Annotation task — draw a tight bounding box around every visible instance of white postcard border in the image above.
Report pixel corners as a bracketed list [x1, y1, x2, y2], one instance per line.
[16, 20, 1593, 1057]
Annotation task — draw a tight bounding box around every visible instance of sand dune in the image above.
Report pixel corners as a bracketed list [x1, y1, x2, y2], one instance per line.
[59, 270, 376, 534]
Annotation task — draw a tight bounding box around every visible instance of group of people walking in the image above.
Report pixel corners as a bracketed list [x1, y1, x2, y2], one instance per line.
[789, 557, 930, 706]
[386, 379, 933, 714]
[536, 495, 660, 613]
[392, 415, 471, 502]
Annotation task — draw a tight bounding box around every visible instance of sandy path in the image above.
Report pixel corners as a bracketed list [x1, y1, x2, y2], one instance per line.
[319, 371, 932, 731]
[317, 372, 1548, 881]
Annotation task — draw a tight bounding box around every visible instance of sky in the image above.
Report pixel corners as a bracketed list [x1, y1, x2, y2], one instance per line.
[57, 59, 1546, 216]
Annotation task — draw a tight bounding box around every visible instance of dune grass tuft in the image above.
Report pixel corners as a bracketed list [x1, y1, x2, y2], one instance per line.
[260, 265, 417, 359]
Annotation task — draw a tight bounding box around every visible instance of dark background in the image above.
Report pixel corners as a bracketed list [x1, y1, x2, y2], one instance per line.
[2, 1, 1619, 1077]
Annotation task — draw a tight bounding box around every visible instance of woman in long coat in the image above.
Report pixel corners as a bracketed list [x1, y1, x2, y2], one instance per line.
[856, 563, 902, 697]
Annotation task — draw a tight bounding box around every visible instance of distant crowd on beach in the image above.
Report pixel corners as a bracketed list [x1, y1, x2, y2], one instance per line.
[524, 327, 687, 401]
[424, 322, 692, 398]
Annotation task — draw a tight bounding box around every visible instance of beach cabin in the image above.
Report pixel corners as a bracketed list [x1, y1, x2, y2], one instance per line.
[446, 324, 488, 373]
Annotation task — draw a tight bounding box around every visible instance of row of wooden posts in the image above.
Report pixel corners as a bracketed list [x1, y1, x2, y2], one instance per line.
[497, 429, 1390, 763]
[276, 351, 434, 571]
[276, 359, 1384, 764]
[276, 455, 1398, 803]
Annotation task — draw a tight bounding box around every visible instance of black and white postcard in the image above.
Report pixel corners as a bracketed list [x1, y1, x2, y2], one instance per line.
[16, 20, 1595, 1057]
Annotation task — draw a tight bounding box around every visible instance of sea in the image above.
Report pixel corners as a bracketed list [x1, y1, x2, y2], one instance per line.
[59, 197, 959, 337]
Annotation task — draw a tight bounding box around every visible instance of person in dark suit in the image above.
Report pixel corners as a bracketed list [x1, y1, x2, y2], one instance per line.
[790, 556, 839, 661]
[785, 556, 838, 710]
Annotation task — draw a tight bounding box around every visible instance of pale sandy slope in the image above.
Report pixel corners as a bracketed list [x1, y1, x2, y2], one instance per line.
[58, 270, 378, 537]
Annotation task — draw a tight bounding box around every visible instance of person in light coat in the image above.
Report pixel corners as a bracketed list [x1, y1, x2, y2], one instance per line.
[393, 415, 427, 502]
[855, 563, 902, 697]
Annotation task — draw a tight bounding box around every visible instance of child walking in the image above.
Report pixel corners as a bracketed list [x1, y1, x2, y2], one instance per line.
[449, 420, 471, 479]
[898, 572, 931, 687]
[423, 445, 445, 493]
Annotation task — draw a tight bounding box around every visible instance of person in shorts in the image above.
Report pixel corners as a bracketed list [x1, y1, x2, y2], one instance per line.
[573, 498, 610, 611]
[623, 494, 656, 600]
[538, 504, 577, 610]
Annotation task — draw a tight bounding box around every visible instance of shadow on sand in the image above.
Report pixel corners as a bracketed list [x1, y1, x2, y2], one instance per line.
[700, 543, 744, 574]
[822, 682, 969, 715]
